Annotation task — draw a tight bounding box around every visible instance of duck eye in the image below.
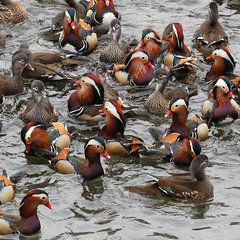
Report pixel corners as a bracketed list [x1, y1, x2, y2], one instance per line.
[40, 196, 46, 200]
[34, 86, 38, 90]
[159, 74, 163, 77]
[105, 107, 108, 111]
[141, 56, 145, 60]
[222, 85, 226, 90]
[96, 145, 100, 149]
[82, 80, 85, 83]
[146, 36, 150, 40]
[99, 69, 102, 73]
[175, 104, 179, 108]
[214, 52, 217, 56]
[115, 24, 119, 28]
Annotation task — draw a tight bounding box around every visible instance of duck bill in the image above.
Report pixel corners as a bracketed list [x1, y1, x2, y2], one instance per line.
[26, 63, 34, 71]
[206, 55, 213, 60]
[25, 144, 31, 153]
[105, 0, 110, 6]
[148, 78, 157, 85]
[165, 109, 173, 117]
[99, 109, 105, 116]
[102, 150, 110, 159]
[140, 40, 145, 47]
[146, 61, 154, 69]
[45, 202, 52, 210]
[40, 91, 46, 98]
[228, 91, 235, 98]
[70, 21, 76, 30]
[73, 82, 80, 87]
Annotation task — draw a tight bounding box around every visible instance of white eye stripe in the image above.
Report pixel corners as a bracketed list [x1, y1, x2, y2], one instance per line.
[213, 49, 233, 64]
[25, 125, 43, 141]
[82, 76, 101, 98]
[173, 24, 182, 49]
[146, 32, 156, 39]
[215, 78, 228, 89]
[32, 193, 47, 199]
[65, 10, 70, 18]
[173, 99, 187, 108]
[130, 51, 148, 61]
[105, 102, 124, 125]
[84, 139, 101, 151]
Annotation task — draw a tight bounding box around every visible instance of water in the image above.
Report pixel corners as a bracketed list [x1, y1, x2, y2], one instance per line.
[0, 0, 240, 239]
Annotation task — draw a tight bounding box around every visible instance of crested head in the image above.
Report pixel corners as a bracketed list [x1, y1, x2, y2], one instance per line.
[169, 96, 187, 111]
[154, 68, 169, 80]
[213, 76, 233, 96]
[141, 28, 161, 42]
[96, 62, 108, 76]
[84, 136, 107, 158]
[190, 154, 209, 181]
[31, 80, 45, 100]
[110, 18, 121, 30]
[12, 52, 31, 75]
[65, 7, 76, 21]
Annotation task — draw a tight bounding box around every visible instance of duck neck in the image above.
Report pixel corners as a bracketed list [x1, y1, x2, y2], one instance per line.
[19, 199, 38, 219]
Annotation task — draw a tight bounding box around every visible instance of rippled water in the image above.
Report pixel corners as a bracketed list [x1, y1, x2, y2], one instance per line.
[1, 0, 240, 239]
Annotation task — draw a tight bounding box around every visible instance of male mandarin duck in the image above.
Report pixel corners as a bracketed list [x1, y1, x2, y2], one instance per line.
[20, 80, 59, 126]
[139, 28, 163, 63]
[164, 96, 209, 141]
[59, 7, 97, 54]
[100, 19, 129, 64]
[205, 46, 236, 83]
[68, 73, 104, 120]
[51, 136, 110, 180]
[91, 0, 121, 31]
[0, 53, 33, 96]
[113, 49, 154, 86]
[124, 154, 213, 199]
[202, 76, 240, 123]
[96, 62, 120, 101]
[0, 170, 25, 205]
[164, 23, 198, 79]
[98, 99, 148, 157]
[0, 189, 52, 235]
[0, 0, 27, 24]
[21, 122, 72, 158]
[144, 68, 198, 114]
[193, 2, 228, 52]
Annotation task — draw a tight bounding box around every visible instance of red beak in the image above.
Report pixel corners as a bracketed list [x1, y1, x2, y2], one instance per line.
[146, 61, 154, 68]
[25, 145, 31, 153]
[206, 55, 213, 60]
[45, 202, 52, 210]
[99, 109, 105, 115]
[165, 109, 173, 118]
[228, 91, 235, 98]
[73, 82, 80, 87]
[70, 21, 75, 30]
[105, 0, 110, 6]
[140, 40, 145, 47]
[102, 150, 110, 159]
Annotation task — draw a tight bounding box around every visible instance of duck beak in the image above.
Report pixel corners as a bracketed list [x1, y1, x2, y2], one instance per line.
[140, 40, 145, 47]
[70, 21, 75, 30]
[73, 82, 80, 87]
[45, 202, 52, 210]
[165, 109, 173, 117]
[26, 63, 34, 71]
[228, 91, 235, 98]
[40, 91, 46, 98]
[206, 55, 213, 60]
[102, 150, 110, 159]
[148, 78, 157, 85]
[25, 144, 31, 153]
[105, 0, 110, 6]
[146, 61, 154, 69]
[99, 109, 105, 116]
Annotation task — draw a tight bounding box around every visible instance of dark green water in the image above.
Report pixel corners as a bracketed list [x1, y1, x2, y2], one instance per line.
[0, 0, 240, 239]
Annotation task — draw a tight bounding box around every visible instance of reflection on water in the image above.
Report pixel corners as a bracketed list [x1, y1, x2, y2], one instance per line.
[0, 0, 240, 239]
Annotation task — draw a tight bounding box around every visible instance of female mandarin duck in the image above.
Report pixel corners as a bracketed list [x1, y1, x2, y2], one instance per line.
[124, 154, 213, 199]
[144, 68, 198, 114]
[21, 80, 59, 126]
[0, 189, 51, 235]
[202, 76, 240, 123]
[100, 19, 128, 64]
[113, 49, 154, 86]
[0, 170, 25, 205]
[164, 23, 198, 79]
[59, 7, 97, 54]
[68, 73, 104, 120]
[193, 2, 228, 52]
[21, 122, 72, 158]
[0, 53, 33, 96]
[14, 42, 72, 81]
[91, 0, 121, 31]
[51, 136, 110, 180]
[0, 0, 27, 24]
[98, 99, 148, 157]
[96, 62, 120, 101]
[205, 46, 236, 83]
[139, 28, 163, 63]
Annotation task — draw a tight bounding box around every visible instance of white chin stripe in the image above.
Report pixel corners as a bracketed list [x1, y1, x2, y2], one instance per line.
[105, 101, 124, 125]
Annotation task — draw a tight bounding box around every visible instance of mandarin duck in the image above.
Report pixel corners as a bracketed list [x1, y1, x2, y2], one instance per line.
[98, 99, 148, 157]
[100, 19, 128, 64]
[0, 0, 27, 24]
[21, 122, 72, 158]
[59, 7, 97, 54]
[0, 53, 33, 96]
[0, 189, 51, 235]
[164, 23, 198, 79]
[90, 0, 121, 31]
[68, 73, 104, 120]
[113, 49, 154, 85]
[139, 28, 163, 63]
[20, 80, 59, 126]
[193, 2, 228, 53]
[202, 76, 240, 123]
[13, 42, 74, 81]
[144, 68, 198, 114]
[0, 170, 25, 205]
[96, 62, 120, 101]
[51, 136, 110, 180]
[205, 46, 236, 83]
[124, 154, 213, 199]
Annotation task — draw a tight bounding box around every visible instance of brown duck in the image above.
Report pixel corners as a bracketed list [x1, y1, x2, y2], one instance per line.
[124, 154, 213, 199]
